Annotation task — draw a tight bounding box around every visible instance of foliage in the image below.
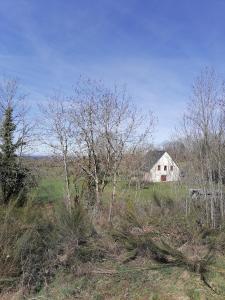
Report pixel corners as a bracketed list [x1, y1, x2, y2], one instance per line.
[0, 106, 30, 205]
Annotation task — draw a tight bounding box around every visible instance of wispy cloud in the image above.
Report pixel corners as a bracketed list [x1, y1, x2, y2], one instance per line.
[1, 0, 225, 144]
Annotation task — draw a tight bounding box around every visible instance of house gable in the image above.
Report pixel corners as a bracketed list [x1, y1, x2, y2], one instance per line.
[143, 151, 179, 182]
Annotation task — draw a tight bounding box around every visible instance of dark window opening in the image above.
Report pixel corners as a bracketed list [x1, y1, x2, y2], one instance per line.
[164, 165, 167, 171]
[158, 165, 161, 171]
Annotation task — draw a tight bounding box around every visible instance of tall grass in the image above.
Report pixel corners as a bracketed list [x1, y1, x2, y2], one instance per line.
[1, 182, 225, 298]
[0, 200, 97, 295]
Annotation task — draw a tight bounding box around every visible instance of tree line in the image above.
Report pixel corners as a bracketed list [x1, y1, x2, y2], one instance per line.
[2, 69, 225, 228]
[0, 77, 154, 220]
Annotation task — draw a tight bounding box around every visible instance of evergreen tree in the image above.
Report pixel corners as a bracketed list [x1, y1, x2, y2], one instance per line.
[0, 106, 28, 205]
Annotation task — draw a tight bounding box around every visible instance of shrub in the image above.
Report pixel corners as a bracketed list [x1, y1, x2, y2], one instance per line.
[0, 203, 57, 293]
[54, 203, 105, 266]
[0, 106, 33, 206]
[111, 199, 216, 292]
[0, 202, 99, 294]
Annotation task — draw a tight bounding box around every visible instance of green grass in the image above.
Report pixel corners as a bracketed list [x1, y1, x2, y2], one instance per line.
[33, 174, 187, 205]
[103, 180, 187, 204]
[129, 182, 186, 201]
[34, 176, 64, 203]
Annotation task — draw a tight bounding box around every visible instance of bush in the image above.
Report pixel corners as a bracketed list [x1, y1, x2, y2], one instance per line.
[0, 203, 56, 293]
[111, 199, 216, 292]
[0, 201, 99, 294]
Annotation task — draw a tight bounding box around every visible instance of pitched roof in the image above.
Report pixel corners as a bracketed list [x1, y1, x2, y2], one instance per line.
[142, 150, 166, 171]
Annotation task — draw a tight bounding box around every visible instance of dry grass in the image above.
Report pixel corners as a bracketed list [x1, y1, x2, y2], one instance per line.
[1, 184, 225, 299]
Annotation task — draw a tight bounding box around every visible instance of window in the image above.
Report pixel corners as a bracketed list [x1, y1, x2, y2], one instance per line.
[158, 165, 161, 171]
[170, 165, 173, 171]
[164, 165, 167, 171]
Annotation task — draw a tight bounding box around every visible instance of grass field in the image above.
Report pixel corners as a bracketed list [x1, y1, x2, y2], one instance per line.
[33, 174, 187, 205]
[34, 176, 65, 203]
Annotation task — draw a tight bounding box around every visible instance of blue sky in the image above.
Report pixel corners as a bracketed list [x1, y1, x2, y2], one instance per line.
[0, 0, 225, 145]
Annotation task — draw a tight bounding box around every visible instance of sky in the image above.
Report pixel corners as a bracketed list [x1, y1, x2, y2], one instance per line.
[0, 0, 225, 146]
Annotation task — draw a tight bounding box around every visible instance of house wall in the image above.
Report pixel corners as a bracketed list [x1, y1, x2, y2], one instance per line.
[144, 152, 179, 182]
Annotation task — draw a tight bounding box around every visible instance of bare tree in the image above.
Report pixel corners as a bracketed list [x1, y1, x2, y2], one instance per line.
[39, 93, 73, 211]
[182, 67, 225, 228]
[162, 138, 186, 163]
[69, 79, 108, 208]
[69, 78, 154, 219]
[97, 87, 154, 222]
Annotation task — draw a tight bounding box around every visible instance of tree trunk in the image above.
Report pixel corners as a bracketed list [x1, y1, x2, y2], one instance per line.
[108, 172, 117, 223]
[95, 176, 100, 207]
[63, 152, 72, 211]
